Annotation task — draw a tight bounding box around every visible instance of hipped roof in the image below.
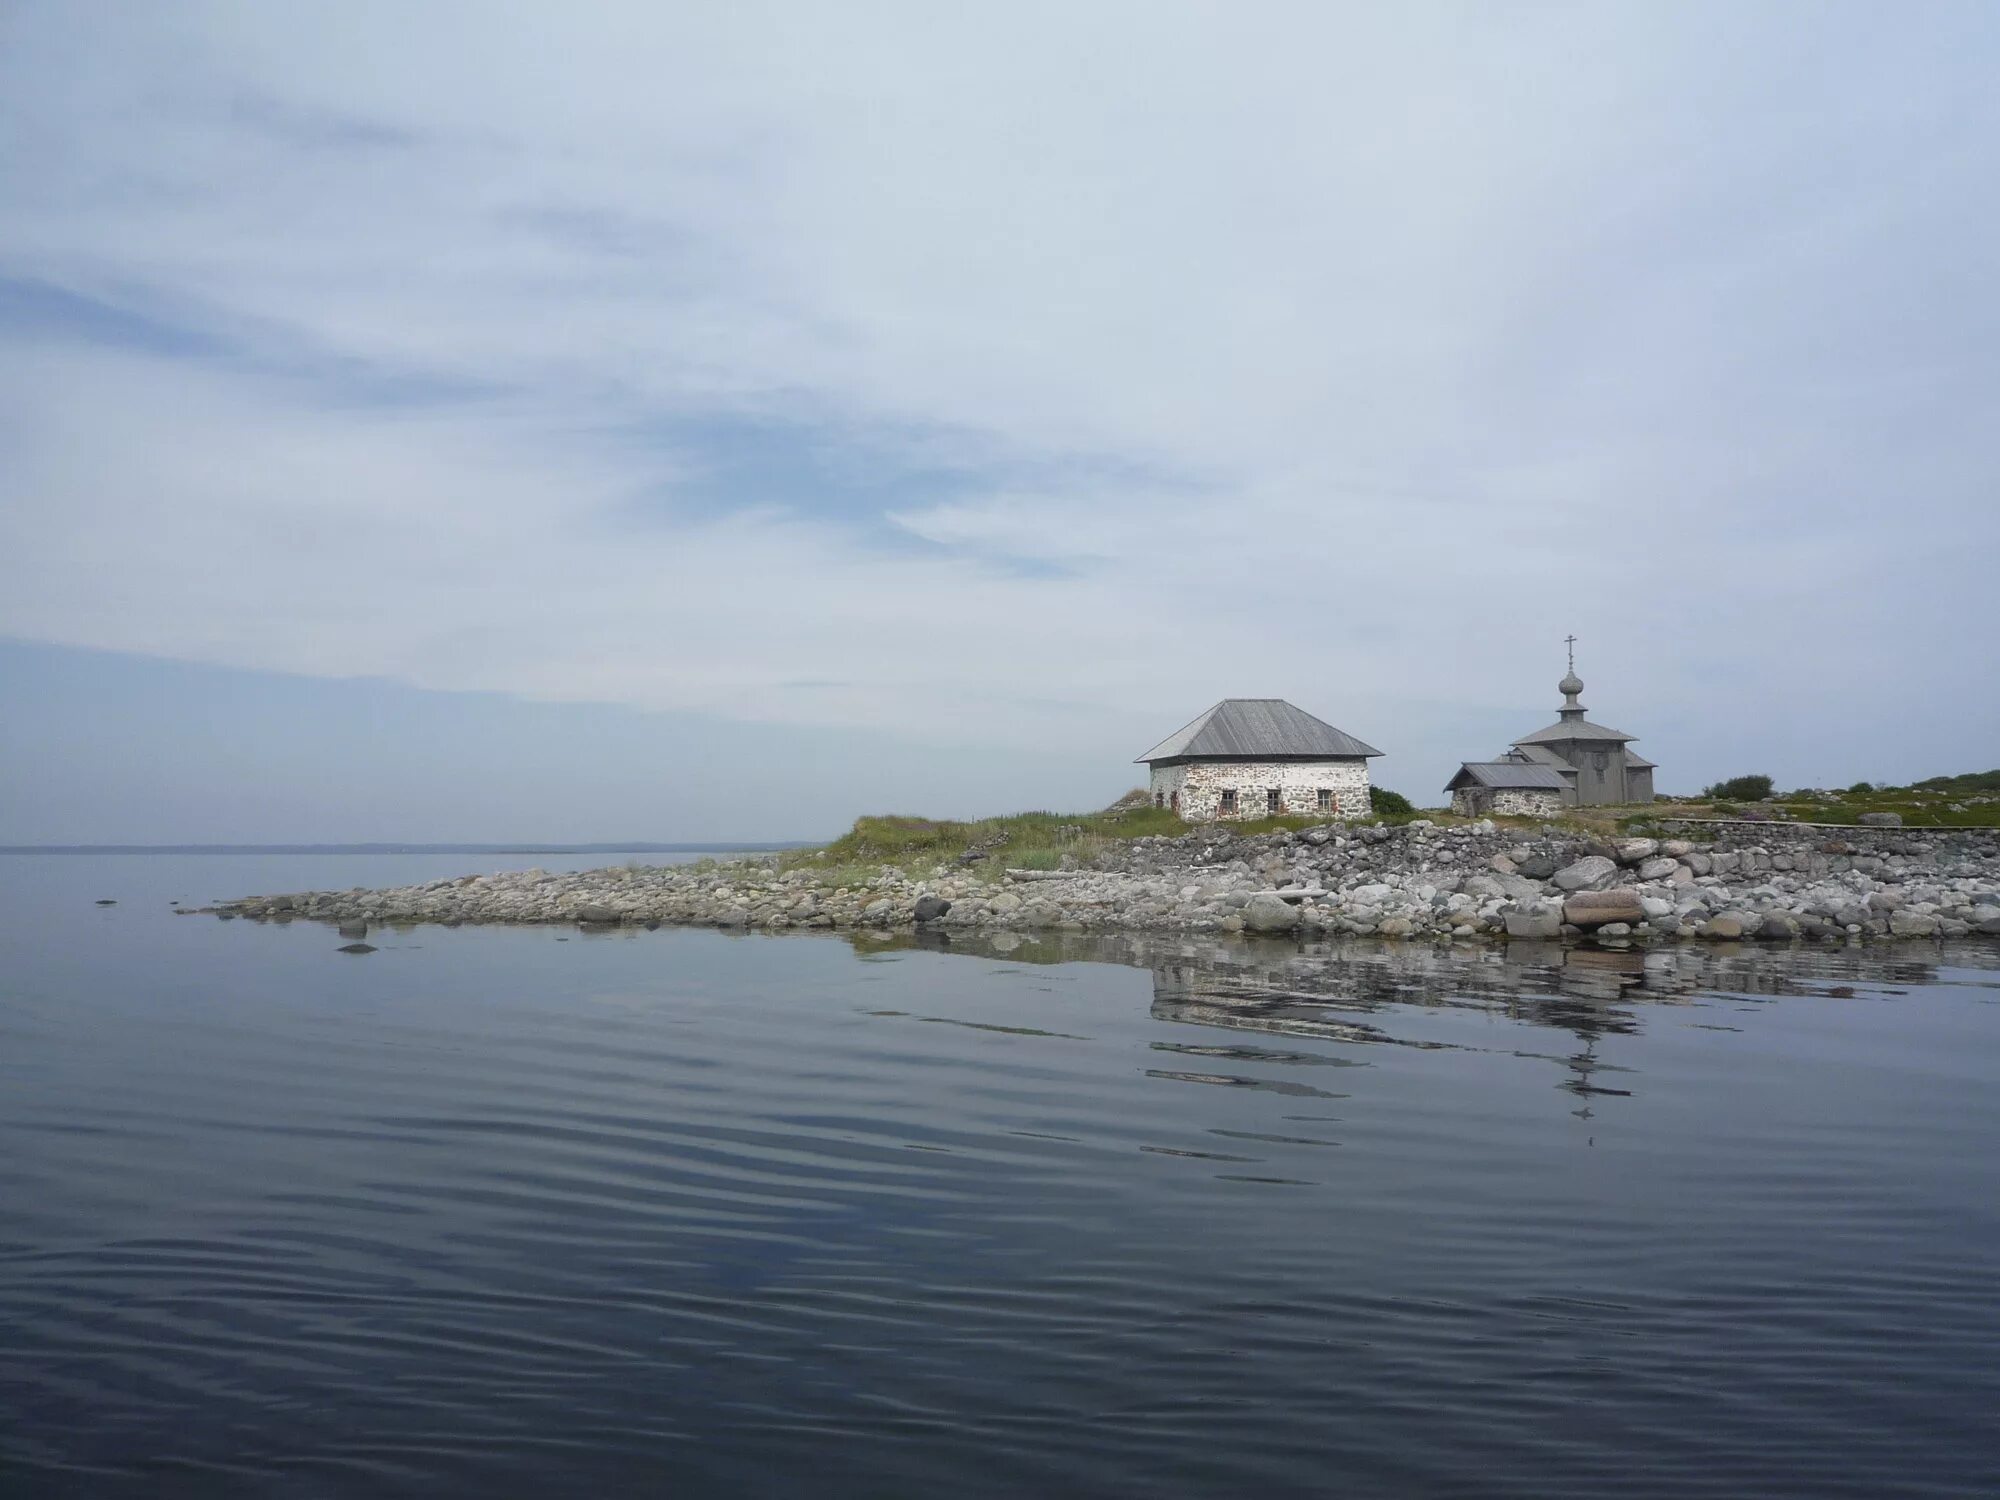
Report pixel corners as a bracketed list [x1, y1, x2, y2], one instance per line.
[1136, 699, 1383, 763]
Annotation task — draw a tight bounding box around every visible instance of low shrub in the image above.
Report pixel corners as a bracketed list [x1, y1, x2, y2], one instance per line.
[1370, 788, 1415, 817]
[1703, 774, 1774, 801]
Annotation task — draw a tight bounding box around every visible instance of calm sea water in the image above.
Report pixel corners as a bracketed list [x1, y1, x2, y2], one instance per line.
[4, 852, 1999, 1499]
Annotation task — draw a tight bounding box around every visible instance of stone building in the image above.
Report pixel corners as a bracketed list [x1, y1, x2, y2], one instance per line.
[1448, 651, 1657, 808]
[1137, 698, 1383, 822]
[1443, 761, 1570, 818]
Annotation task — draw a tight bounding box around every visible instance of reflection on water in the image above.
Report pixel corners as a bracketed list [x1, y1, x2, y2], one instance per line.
[6, 853, 2000, 1500]
[883, 928, 1998, 1118]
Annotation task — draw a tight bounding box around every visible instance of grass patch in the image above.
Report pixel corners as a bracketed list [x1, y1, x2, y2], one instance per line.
[1630, 774, 2000, 830]
[777, 799, 1469, 881]
[774, 807, 1189, 879]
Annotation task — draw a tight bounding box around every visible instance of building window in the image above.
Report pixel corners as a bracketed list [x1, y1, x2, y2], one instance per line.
[1317, 788, 1334, 814]
[1266, 788, 1282, 815]
[1219, 789, 1238, 816]
[1154, 791, 1164, 809]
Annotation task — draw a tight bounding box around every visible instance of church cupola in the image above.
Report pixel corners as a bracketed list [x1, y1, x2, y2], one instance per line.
[1557, 635, 1586, 720]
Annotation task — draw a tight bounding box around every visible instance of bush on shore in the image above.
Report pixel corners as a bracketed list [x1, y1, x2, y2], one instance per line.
[1704, 774, 1775, 800]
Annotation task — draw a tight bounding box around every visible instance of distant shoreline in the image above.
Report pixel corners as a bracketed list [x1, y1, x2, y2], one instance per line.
[0, 842, 811, 856]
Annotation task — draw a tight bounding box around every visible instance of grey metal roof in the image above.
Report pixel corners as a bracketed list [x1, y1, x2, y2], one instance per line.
[1446, 761, 1570, 792]
[1514, 717, 1636, 746]
[1501, 744, 1579, 773]
[1136, 698, 1383, 763]
[1625, 752, 1657, 769]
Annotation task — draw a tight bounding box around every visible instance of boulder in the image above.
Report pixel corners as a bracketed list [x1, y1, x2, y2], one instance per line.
[1858, 812, 1903, 827]
[1703, 914, 1748, 940]
[1680, 852, 1713, 876]
[574, 904, 619, 924]
[1243, 893, 1302, 933]
[1889, 910, 1940, 937]
[1613, 838, 1659, 865]
[336, 942, 377, 954]
[1516, 854, 1557, 880]
[1504, 908, 1562, 940]
[1637, 857, 1678, 882]
[913, 895, 952, 923]
[1754, 913, 1799, 940]
[1553, 855, 1619, 892]
[1659, 839, 1694, 858]
[1563, 889, 1646, 928]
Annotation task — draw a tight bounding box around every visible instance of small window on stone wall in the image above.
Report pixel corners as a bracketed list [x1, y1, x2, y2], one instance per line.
[1266, 788, 1282, 815]
[1317, 788, 1333, 813]
[1219, 789, 1238, 816]
[1155, 791, 1164, 808]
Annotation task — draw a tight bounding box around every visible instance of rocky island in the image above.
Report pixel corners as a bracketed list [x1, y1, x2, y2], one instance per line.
[203, 815, 2000, 945]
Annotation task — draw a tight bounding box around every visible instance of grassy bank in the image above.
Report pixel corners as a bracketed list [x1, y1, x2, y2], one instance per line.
[1632, 772, 2000, 831]
[778, 802, 1431, 884]
[763, 768, 2000, 889]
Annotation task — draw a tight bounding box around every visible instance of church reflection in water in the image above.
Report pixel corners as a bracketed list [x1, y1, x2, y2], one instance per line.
[874, 927, 1995, 1116]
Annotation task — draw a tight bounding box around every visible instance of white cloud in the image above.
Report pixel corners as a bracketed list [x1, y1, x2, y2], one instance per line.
[1, 1, 1996, 795]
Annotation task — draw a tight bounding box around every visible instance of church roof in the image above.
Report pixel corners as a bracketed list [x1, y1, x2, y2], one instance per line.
[1626, 751, 1657, 769]
[1502, 744, 1579, 774]
[1136, 698, 1383, 763]
[1514, 660, 1639, 746]
[1514, 718, 1637, 746]
[1446, 762, 1570, 792]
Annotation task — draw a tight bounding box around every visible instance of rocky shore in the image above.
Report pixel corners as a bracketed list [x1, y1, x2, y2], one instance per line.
[202, 818, 2000, 945]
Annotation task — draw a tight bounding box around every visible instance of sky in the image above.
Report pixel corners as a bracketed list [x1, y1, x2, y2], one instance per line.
[2, 1, 1996, 844]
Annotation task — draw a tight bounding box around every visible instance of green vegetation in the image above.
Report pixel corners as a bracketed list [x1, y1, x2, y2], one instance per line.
[1914, 769, 2000, 794]
[776, 807, 1175, 882]
[1703, 774, 1774, 800]
[776, 792, 1440, 882]
[1636, 770, 2000, 830]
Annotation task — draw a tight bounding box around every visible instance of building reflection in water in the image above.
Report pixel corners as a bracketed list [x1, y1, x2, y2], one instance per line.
[873, 928, 1996, 1115]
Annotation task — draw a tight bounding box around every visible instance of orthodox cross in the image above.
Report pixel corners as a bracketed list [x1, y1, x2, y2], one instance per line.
[1564, 634, 1578, 673]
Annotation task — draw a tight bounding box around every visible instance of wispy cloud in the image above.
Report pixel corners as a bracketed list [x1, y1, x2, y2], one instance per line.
[2, 1, 1996, 795]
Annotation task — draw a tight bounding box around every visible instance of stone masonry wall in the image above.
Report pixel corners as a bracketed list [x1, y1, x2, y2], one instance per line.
[1492, 787, 1567, 817]
[1150, 759, 1371, 822]
[1451, 786, 1568, 817]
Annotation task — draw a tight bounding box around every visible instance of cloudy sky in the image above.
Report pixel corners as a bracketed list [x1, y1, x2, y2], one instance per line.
[2, 2, 1995, 843]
